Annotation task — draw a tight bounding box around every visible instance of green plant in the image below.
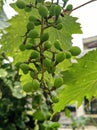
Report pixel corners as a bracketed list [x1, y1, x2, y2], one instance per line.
[11, 0, 82, 129]
[0, 53, 34, 130]
[0, 0, 97, 129]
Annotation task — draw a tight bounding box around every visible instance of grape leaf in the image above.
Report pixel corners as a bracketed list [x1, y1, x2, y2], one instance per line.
[0, 2, 82, 63]
[53, 49, 97, 113]
[48, 15, 82, 49]
[0, 68, 7, 77]
[0, 2, 39, 63]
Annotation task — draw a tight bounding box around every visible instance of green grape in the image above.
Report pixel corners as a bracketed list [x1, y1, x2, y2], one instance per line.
[54, 77, 63, 88]
[15, 62, 22, 69]
[55, 52, 66, 64]
[20, 63, 29, 74]
[43, 58, 51, 68]
[57, 16, 63, 24]
[44, 41, 52, 50]
[51, 95, 59, 103]
[25, 43, 32, 50]
[27, 30, 39, 38]
[40, 32, 49, 42]
[29, 16, 37, 21]
[24, 7, 32, 12]
[23, 82, 33, 92]
[47, 66, 56, 74]
[69, 46, 81, 56]
[56, 23, 63, 30]
[35, 63, 41, 71]
[38, 5, 49, 18]
[49, 5, 56, 16]
[27, 22, 34, 31]
[66, 4, 73, 11]
[32, 79, 40, 90]
[54, 5, 61, 16]
[65, 51, 72, 59]
[54, 40, 62, 51]
[16, 0, 26, 9]
[30, 71, 37, 78]
[19, 44, 25, 51]
[29, 16, 40, 26]
[30, 50, 40, 59]
[28, 38, 36, 46]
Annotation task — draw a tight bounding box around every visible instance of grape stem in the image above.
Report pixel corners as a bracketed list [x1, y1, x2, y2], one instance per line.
[63, 0, 97, 14]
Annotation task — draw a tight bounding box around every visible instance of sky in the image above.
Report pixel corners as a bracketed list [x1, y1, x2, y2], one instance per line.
[68, 0, 97, 50]
[3, 0, 97, 50]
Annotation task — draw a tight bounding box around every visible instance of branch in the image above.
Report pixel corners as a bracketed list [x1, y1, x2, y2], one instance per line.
[64, 0, 97, 14]
[73, 0, 97, 11]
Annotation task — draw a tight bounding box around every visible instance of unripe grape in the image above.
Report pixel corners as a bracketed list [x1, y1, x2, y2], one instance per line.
[57, 16, 63, 24]
[54, 5, 61, 16]
[65, 4, 73, 11]
[55, 52, 66, 64]
[30, 71, 37, 78]
[27, 22, 34, 31]
[29, 16, 37, 21]
[56, 23, 63, 30]
[35, 63, 41, 71]
[44, 41, 52, 50]
[38, 5, 49, 18]
[69, 46, 81, 56]
[29, 16, 40, 26]
[24, 7, 32, 12]
[49, 5, 56, 16]
[15, 61, 22, 69]
[51, 95, 59, 103]
[16, 0, 26, 9]
[20, 63, 29, 74]
[54, 77, 63, 88]
[65, 51, 72, 59]
[27, 30, 39, 38]
[32, 79, 40, 90]
[23, 82, 33, 92]
[40, 32, 49, 42]
[47, 65, 56, 74]
[43, 58, 51, 68]
[51, 91, 59, 103]
[25, 43, 32, 50]
[54, 40, 62, 51]
[19, 44, 25, 51]
[30, 50, 40, 59]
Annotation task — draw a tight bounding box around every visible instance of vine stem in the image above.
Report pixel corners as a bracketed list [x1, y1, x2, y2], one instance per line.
[64, 0, 97, 14]
[72, 0, 97, 11]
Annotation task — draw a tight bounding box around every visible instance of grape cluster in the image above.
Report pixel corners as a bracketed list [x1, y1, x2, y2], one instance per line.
[15, 0, 81, 128]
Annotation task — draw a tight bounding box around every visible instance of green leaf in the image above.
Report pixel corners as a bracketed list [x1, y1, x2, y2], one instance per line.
[43, 121, 60, 128]
[48, 15, 82, 49]
[0, 3, 39, 63]
[33, 109, 45, 121]
[0, 69, 7, 77]
[53, 49, 97, 113]
[19, 70, 32, 86]
[0, 4, 82, 63]
[12, 82, 26, 99]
